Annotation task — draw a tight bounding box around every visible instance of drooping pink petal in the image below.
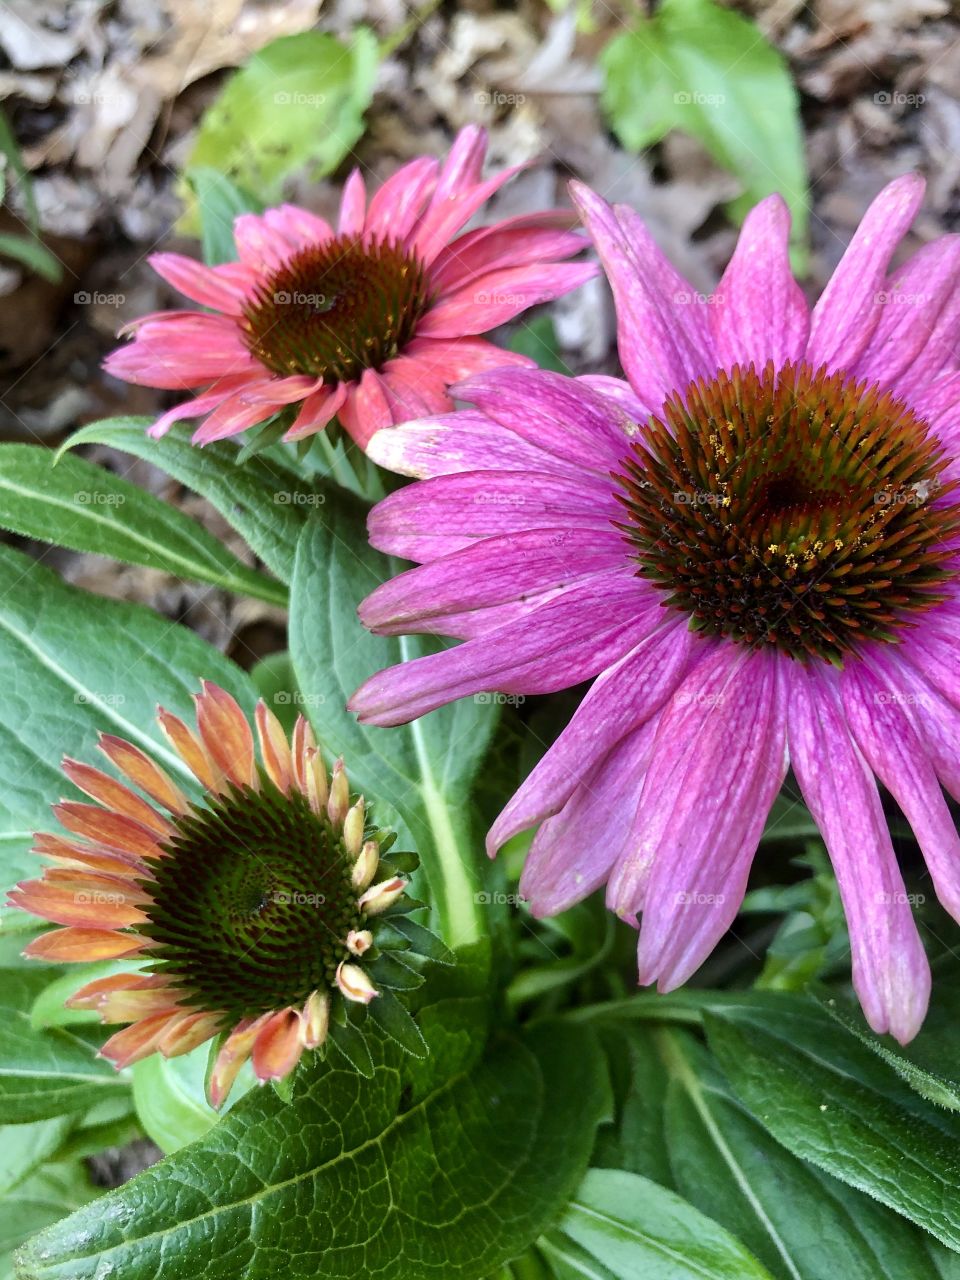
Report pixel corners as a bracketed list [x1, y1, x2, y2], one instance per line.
[788, 665, 930, 1043]
[237, 375, 322, 405]
[488, 618, 699, 857]
[521, 721, 659, 917]
[367, 468, 619, 563]
[376, 363, 444, 420]
[569, 180, 714, 412]
[841, 657, 960, 923]
[147, 373, 265, 438]
[337, 368, 393, 449]
[418, 261, 597, 337]
[190, 391, 279, 444]
[805, 174, 926, 374]
[104, 316, 257, 390]
[359, 528, 628, 639]
[709, 194, 809, 370]
[283, 383, 348, 441]
[349, 572, 655, 727]
[619, 650, 786, 990]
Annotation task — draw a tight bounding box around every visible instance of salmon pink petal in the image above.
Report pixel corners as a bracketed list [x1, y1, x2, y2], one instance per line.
[255, 701, 294, 793]
[100, 1013, 178, 1069]
[23, 927, 145, 962]
[365, 156, 439, 239]
[262, 203, 334, 248]
[789, 668, 930, 1043]
[283, 383, 347, 441]
[251, 1009, 303, 1082]
[195, 681, 256, 789]
[338, 369, 393, 449]
[208, 1014, 272, 1109]
[338, 169, 367, 236]
[233, 213, 297, 272]
[97, 735, 189, 815]
[190, 392, 280, 444]
[401, 336, 533, 382]
[148, 252, 253, 315]
[156, 707, 223, 792]
[52, 803, 163, 860]
[430, 212, 587, 294]
[418, 261, 597, 337]
[61, 758, 173, 836]
[147, 374, 264, 438]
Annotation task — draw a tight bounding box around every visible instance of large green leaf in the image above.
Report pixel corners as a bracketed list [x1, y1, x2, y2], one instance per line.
[705, 993, 960, 1252]
[0, 969, 129, 1123]
[185, 167, 263, 265]
[661, 1027, 952, 1280]
[289, 504, 501, 950]
[58, 418, 318, 584]
[1, 1163, 98, 1280]
[16, 1015, 608, 1280]
[601, 0, 808, 262]
[181, 29, 378, 224]
[0, 544, 256, 908]
[541, 1168, 775, 1280]
[0, 444, 284, 604]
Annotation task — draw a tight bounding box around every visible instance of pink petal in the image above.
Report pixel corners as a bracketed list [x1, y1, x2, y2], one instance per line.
[377, 363, 445, 420]
[365, 411, 592, 482]
[338, 368, 393, 449]
[488, 618, 698, 857]
[520, 720, 659, 917]
[338, 169, 367, 237]
[349, 571, 653, 727]
[841, 657, 960, 922]
[149, 253, 253, 315]
[806, 174, 926, 374]
[788, 665, 930, 1043]
[621, 650, 786, 989]
[262, 203, 334, 249]
[237, 374, 322, 405]
[233, 213, 298, 272]
[856, 235, 960, 393]
[577, 374, 651, 421]
[569, 181, 714, 413]
[146, 373, 265, 438]
[359, 527, 627, 639]
[709, 194, 809, 370]
[105, 317, 256, 390]
[430, 213, 589, 295]
[191, 391, 279, 444]
[402, 335, 533, 381]
[283, 382, 348, 441]
[365, 156, 439, 240]
[418, 261, 598, 337]
[367, 468, 619, 563]
[451, 367, 636, 473]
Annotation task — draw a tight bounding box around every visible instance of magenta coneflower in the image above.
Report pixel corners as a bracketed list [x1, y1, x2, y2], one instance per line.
[349, 174, 960, 1042]
[105, 126, 596, 449]
[9, 682, 422, 1106]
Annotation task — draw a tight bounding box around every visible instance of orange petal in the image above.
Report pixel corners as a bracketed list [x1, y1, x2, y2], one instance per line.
[32, 832, 146, 878]
[195, 682, 256, 789]
[251, 1008, 303, 1082]
[10, 877, 149, 928]
[69, 974, 179, 1022]
[327, 758, 349, 825]
[100, 1012, 177, 1068]
[23, 926, 146, 962]
[53, 803, 164, 861]
[208, 1013, 272, 1109]
[61, 758, 174, 837]
[157, 1009, 224, 1058]
[291, 715, 316, 792]
[157, 707, 222, 792]
[303, 748, 328, 815]
[255, 701, 293, 793]
[98, 734, 190, 815]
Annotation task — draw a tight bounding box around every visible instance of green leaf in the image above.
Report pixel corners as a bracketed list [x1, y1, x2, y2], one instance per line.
[0, 108, 39, 232]
[133, 1042, 253, 1155]
[705, 992, 960, 1253]
[16, 1018, 608, 1280]
[186, 167, 263, 265]
[0, 444, 285, 604]
[0, 969, 129, 1122]
[289, 504, 501, 951]
[541, 1168, 775, 1280]
[508, 315, 570, 375]
[0, 235, 61, 283]
[181, 30, 378, 226]
[660, 1027, 951, 1280]
[1, 1163, 98, 1280]
[0, 543, 256, 907]
[0, 1117, 75, 1196]
[601, 0, 808, 265]
[57, 418, 319, 584]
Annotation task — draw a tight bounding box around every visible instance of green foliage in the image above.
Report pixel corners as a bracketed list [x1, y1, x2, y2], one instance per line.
[601, 0, 808, 266]
[17, 1015, 607, 1280]
[0, 444, 285, 605]
[180, 30, 378, 228]
[0, 109, 61, 283]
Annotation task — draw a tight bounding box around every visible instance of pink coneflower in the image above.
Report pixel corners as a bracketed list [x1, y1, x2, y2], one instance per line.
[349, 174, 960, 1042]
[9, 682, 419, 1106]
[105, 127, 596, 449]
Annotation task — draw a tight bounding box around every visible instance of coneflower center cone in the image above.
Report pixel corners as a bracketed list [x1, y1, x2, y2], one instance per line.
[240, 235, 429, 380]
[617, 360, 960, 662]
[142, 780, 364, 1019]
